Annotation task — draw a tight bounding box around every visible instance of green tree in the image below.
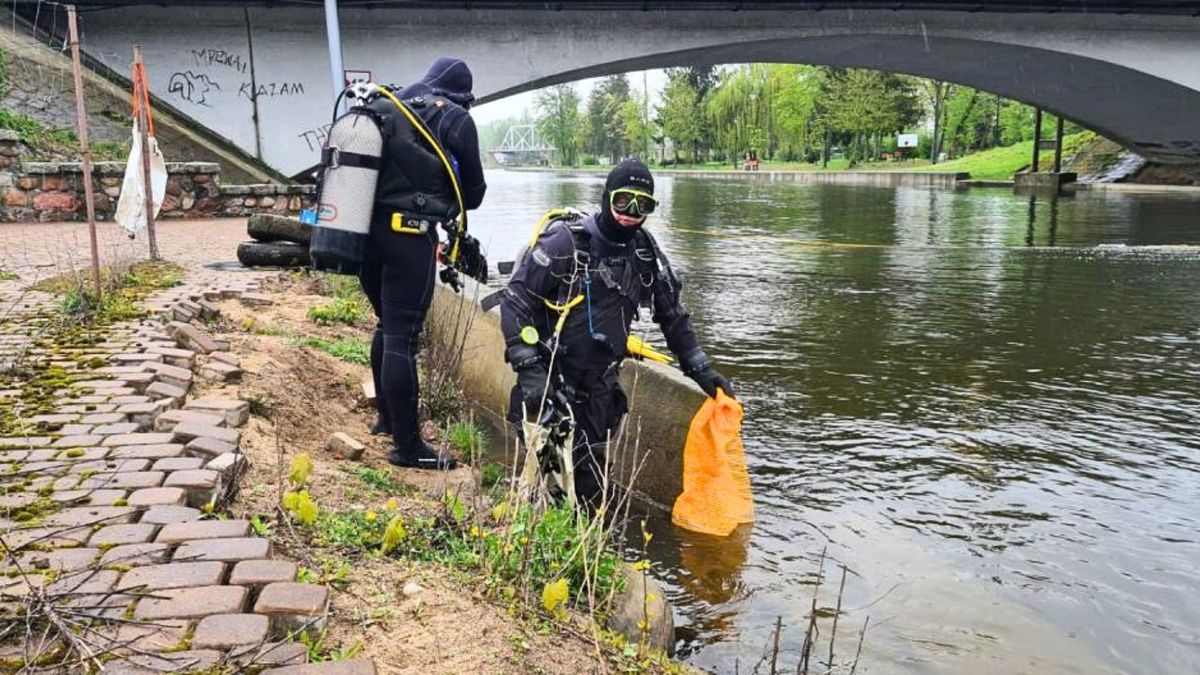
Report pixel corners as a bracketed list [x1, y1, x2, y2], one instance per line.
[823, 69, 920, 164]
[658, 70, 702, 162]
[535, 83, 582, 166]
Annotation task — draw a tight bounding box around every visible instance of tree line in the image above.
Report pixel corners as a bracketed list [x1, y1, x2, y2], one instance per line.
[495, 65, 1079, 167]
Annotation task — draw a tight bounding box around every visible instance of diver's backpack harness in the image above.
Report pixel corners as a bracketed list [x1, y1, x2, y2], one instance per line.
[309, 82, 468, 275]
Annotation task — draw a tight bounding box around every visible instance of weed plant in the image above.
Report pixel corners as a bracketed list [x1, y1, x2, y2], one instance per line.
[445, 419, 487, 462]
[292, 336, 369, 365]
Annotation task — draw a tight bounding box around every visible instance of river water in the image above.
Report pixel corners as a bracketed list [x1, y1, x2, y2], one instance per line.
[470, 170, 1200, 675]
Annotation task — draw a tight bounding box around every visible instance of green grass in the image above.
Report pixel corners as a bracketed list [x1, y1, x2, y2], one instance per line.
[445, 420, 487, 463]
[0, 109, 129, 160]
[343, 465, 411, 495]
[917, 132, 1089, 180]
[308, 297, 367, 326]
[35, 260, 183, 323]
[293, 336, 369, 365]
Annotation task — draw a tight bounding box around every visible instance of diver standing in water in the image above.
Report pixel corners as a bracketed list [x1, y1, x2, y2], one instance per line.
[500, 159, 733, 506]
[359, 57, 487, 469]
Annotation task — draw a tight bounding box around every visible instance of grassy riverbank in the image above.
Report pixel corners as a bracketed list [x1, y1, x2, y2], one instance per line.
[511, 132, 1094, 182]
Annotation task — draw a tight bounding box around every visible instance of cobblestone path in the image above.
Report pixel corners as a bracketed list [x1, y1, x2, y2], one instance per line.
[0, 227, 376, 674]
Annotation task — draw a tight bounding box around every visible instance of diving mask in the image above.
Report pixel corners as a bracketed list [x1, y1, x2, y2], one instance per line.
[609, 188, 658, 217]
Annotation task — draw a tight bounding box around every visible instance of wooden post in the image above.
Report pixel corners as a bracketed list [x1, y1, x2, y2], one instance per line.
[134, 46, 159, 260]
[1053, 116, 1065, 174]
[1031, 108, 1043, 173]
[67, 5, 102, 301]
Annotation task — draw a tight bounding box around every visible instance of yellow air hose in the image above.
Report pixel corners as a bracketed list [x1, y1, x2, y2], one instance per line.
[374, 85, 468, 263]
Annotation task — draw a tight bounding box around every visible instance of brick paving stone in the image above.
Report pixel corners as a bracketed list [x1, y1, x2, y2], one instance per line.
[146, 380, 188, 402]
[147, 346, 196, 368]
[155, 408, 225, 432]
[99, 365, 149, 374]
[44, 506, 136, 528]
[61, 403, 118, 413]
[51, 434, 106, 448]
[127, 486, 187, 506]
[173, 423, 240, 445]
[142, 359, 193, 381]
[103, 649, 223, 674]
[3, 526, 91, 550]
[230, 560, 298, 587]
[116, 561, 227, 591]
[157, 519, 250, 544]
[174, 537, 270, 562]
[75, 471, 165, 490]
[93, 422, 143, 436]
[89, 523, 159, 546]
[200, 360, 243, 382]
[110, 443, 186, 459]
[0, 436, 51, 448]
[134, 584, 247, 620]
[166, 322, 219, 353]
[186, 436, 238, 459]
[100, 543, 171, 567]
[162, 469, 221, 507]
[120, 372, 158, 393]
[29, 413, 80, 426]
[54, 447, 108, 461]
[255, 582, 330, 635]
[140, 505, 203, 525]
[192, 613, 270, 650]
[151, 456, 204, 472]
[110, 395, 152, 405]
[0, 492, 38, 508]
[102, 432, 176, 447]
[231, 642, 309, 668]
[206, 450, 245, 475]
[211, 351, 240, 366]
[262, 661, 377, 675]
[327, 432, 365, 461]
[79, 412, 126, 425]
[49, 489, 127, 506]
[68, 458, 151, 474]
[185, 398, 250, 427]
[15, 548, 99, 573]
[111, 352, 163, 364]
[57, 423, 94, 436]
[89, 619, 190, 654]
[76, 379, 131, 390]
[47, 569, 118, 596]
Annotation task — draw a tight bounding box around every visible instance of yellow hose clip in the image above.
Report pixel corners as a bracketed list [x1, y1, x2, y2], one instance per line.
[374, 85, 467, 263]
[544, 295, 584, 336]
[627, 335, 673, 364]
[519, 325, 539, 345]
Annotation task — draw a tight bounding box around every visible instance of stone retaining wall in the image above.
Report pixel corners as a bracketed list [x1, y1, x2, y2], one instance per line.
[0, 131, 313, 223]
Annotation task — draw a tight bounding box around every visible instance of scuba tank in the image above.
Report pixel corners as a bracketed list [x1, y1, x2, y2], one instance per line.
[309, 89, 383, 275]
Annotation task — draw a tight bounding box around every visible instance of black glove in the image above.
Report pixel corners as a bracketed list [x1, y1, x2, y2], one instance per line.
[516, 364, 551, 412]
[690, 367, 734, 400]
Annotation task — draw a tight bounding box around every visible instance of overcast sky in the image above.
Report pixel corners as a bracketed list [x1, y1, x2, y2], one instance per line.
[472, 69, 669, 125]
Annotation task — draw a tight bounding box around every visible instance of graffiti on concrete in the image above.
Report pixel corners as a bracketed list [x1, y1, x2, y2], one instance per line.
[298, 123, 334, 152]
[168, 71, 221, 106]
[239, 81, 306, 101]
[191, 47, 248, 74]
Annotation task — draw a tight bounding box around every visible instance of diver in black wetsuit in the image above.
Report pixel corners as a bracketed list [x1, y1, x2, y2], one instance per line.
[357, 57, 486, 470]
[499, 159, 733, 505]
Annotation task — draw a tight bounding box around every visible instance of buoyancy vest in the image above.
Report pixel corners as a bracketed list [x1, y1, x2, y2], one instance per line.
[548, 216, 661, 368]
[368, 92, 458, 225]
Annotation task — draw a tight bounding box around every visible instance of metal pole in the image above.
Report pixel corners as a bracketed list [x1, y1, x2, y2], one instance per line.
[134, 46, 159, 261]
[1053, 116, 1064, 173]
[1031, 107, 1043, 173]
[323, 0, 344, 107]
[67, 5, 102, 301]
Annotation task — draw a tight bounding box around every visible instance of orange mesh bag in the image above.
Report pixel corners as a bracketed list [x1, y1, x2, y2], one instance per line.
[672, 390, 754, 536]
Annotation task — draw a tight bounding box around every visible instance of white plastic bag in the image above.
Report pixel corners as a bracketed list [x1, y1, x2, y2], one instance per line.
[115, 118, 167, 236]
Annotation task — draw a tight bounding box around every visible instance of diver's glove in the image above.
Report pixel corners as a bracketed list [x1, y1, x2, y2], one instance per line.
[516, 364, 551, 412]
[689, 367, 735, 400]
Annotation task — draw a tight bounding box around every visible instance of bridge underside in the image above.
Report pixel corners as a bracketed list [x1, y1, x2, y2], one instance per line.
[56, 6, 1200, 173]
[486, 34, 1200, 165]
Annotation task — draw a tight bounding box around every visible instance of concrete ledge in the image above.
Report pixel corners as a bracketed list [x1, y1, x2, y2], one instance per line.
[1014, 171, 1077, 192]
[522, 168, 971, 189]
[426, 277, 704, 510]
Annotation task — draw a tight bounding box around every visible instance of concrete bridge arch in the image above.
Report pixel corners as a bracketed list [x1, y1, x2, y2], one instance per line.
[52, 3, 1200, 175]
